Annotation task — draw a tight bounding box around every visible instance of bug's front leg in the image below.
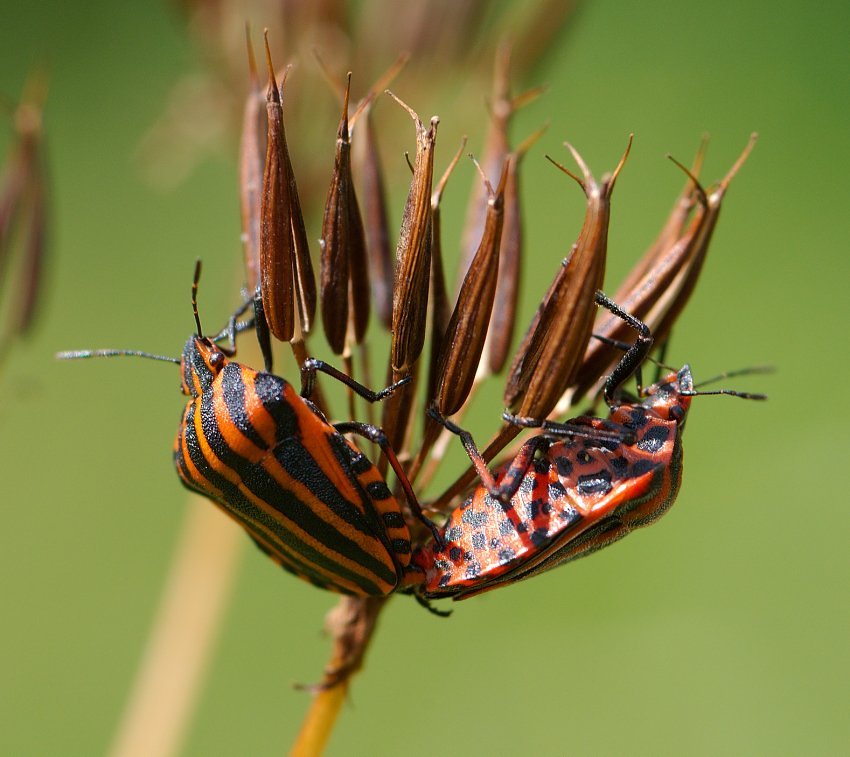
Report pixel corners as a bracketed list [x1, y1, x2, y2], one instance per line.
[502, 412, 637, 447]
[300, 358, 411, 401]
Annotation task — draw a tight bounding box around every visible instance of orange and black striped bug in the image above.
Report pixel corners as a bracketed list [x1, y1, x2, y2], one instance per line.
[59, 261, 442, 597]
[413, 292, 766, 600]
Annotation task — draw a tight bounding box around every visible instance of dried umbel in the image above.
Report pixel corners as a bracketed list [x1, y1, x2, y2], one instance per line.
[87, 10, 762, 754]
[242, 32, 761, 597]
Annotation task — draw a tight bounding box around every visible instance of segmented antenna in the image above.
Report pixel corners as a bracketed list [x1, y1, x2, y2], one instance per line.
[192, 259, 204, 337]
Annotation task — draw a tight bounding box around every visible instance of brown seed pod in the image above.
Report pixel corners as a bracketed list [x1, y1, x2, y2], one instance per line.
[259, 32, 315, 343]
[504, 136, 633, 418]
[320, 74, 357, 354]
[434, 157, 508, 417]
[386, 91, 439, 375]
[238, 27, 265, 293]
[426, 136, 467, 410]
[485, 122, 548, 374]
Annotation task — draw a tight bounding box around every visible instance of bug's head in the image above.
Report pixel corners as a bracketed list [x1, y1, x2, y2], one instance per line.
[640, 364, 694, 424]
[180, 336, 228, 398]
[640, 363, 768, 425]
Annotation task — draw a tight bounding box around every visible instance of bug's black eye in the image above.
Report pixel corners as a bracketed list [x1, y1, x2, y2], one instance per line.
[209, 351, 224, 368]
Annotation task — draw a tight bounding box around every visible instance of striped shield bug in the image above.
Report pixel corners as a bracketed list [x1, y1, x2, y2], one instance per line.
[59, 261, 442, 597]
[414, 292, 765, 600]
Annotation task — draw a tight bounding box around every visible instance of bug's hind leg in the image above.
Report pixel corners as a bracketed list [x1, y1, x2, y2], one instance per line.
[427, 407, 549, 505]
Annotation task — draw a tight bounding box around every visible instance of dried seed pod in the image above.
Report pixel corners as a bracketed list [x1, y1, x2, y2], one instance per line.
[259, 37, 295, 343]
[571, 151, 709, 402]
[357, 109, 394, 330]
[614, 136, 708, 300]
[320, 74, 364, 354]
[650, 134, 758, 345]
[434, 157, 508, 417]
[386, 91, 439, 374]
[347, 54, 407, 332]
[238, 28, 265, 292]
[485, 122, 548, 374]
[572, 135, 756, 404]
[259, 33, 315, 343]
[426, 136, 467, 408]
[459, 42, 543, 285]
[504, 136, 633, 418]
[347, 167, 370, 345]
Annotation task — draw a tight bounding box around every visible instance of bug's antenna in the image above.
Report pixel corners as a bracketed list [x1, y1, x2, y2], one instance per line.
[192, 259, 204, 337]
[683, 388, 767, 400]
[685, 365, 772, 400]
[56, 349, 179, 364]
[693, 365, 774, 388]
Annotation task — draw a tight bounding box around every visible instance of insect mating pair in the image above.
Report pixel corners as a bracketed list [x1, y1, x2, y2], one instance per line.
[59, 265, 765, 604]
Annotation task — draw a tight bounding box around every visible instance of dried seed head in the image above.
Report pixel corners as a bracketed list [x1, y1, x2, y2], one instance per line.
[259, 33, 316, 343]
[386, 91, 439, 374]
[238, 27, 265, 292]
[504, 136, 632, 418]
[434, 157, 508, 417]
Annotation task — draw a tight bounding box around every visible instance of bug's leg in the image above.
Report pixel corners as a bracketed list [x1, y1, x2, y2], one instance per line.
[412, 590, 452, 618]
[333, 420, 444, 548]
[253, 289, 274, 373]
[213, 298, 255, 356]
[301, 358, 411, 401]
[594, 291, 653, 407]
[503, 411, 636, 446]
[427, 407, 546, 504]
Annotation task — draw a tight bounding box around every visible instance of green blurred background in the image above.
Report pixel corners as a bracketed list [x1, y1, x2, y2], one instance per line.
[2, 1, 848, 755]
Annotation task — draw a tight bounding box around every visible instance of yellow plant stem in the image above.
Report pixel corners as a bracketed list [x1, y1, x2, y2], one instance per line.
[109, 498, 242, 757]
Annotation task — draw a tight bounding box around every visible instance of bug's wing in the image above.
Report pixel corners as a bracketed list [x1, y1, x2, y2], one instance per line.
[452, 438, 674, 599]
[246, 427, 402, 596]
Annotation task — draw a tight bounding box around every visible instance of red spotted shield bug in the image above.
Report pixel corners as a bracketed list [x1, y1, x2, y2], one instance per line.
[59, 261, 442, 597]
[414, 291, 765, 600]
